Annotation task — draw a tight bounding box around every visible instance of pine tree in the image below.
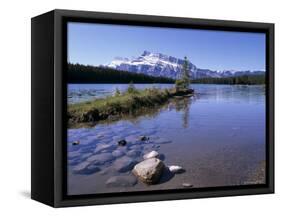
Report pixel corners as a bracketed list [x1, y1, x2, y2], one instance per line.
[175, 56, 190, 89]
[182, 56, 190, 88]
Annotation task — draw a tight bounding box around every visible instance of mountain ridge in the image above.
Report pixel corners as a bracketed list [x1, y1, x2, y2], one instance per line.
[105, 51, 265, 79]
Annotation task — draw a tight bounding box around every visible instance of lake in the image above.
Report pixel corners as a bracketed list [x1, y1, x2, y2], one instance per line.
[67, 84, 266, 195]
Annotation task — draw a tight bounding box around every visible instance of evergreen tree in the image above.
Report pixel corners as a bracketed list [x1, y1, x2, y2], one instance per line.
[182, 56, 190, 88]
[175, 56, 190, 89]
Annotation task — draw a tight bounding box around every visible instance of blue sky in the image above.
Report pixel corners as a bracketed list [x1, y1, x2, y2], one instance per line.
[67, 22, 266, 71]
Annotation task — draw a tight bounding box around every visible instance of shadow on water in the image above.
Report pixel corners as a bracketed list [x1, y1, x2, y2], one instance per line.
[158, 153, 166, 161]
[158, 167, 175, 184]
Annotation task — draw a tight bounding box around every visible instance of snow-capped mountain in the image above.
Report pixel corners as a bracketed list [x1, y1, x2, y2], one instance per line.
[105, 51, 264, 79]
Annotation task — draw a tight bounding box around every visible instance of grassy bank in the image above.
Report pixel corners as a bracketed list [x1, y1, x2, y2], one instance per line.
[68, 87, 193, 126]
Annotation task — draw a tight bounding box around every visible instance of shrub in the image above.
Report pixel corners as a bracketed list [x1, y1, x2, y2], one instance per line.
[127, 81, 138, 94]
[115, 88, 121, 96]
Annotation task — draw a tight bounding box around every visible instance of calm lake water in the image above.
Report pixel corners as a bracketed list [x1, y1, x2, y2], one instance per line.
[67, 84, 266, 195]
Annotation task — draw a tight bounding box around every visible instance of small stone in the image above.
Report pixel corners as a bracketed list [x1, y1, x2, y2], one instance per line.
[72, 140, 80, 145]
[106, 175, 137, 187]
[143, 150, 159, 159]
[182, 183, 193, 188]
[118, 140, 127, 146]
[133, 158, 165, 184]
[112, 150, 125, 158]
[168, 165, 185, 174]
[140, 136, 149, 141]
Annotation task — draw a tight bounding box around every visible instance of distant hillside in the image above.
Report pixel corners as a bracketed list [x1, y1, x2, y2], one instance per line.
[68, 63, 175, 84]
[191, 74, 265, 85]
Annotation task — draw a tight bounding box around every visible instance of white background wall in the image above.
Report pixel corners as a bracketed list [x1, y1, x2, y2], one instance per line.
[0, 0, 279, 215]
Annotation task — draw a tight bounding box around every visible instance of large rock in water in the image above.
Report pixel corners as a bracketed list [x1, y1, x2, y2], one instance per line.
[132, 158, 164, 184]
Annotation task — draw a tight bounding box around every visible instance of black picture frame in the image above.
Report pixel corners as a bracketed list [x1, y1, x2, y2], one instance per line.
[31, 9, 274, 207]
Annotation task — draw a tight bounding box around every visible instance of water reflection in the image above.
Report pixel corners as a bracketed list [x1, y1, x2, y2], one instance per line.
[82, 97, 193, 130]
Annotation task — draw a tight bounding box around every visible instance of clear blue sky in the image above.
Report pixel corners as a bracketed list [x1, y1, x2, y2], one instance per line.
[67, 22, 266, 71]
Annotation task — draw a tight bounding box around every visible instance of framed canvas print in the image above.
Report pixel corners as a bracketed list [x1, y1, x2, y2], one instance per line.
[31, 9, 274, 207]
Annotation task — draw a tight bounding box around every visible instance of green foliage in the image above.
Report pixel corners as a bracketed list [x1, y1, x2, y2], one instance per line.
[191, 74, 265, 85]
[115, 88, 121, 96]
[175, 56, 190, 89]
[175, 79, 186, 89]
[127, 81, 138, 94]
[68, 88, 172, 124]
[68, 63, 175, 84]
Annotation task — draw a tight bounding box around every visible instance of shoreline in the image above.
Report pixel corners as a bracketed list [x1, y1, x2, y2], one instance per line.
[68, 87, 194, 127]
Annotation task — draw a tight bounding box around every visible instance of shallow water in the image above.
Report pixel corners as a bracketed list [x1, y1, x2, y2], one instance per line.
[68, 83, 174, 104]
[67, 84, 266, 195]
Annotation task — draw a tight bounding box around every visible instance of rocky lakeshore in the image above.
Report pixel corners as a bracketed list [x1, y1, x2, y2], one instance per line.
[68, 87, 194, 127]
[68, 125, 189, 190]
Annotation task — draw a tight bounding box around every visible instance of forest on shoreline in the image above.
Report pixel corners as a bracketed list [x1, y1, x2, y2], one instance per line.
[68, 63, 175, 84]
[68, 63, 265, 85]
[191, 74, 265, 85]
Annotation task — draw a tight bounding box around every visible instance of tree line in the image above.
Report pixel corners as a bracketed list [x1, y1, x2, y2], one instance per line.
[191, 74, 265, 85]
[67, 63, 175, 84]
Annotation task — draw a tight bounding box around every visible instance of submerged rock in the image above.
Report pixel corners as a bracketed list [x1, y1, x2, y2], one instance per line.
[106, 175, 137, 187]
[113, 156, 137, 172]
[129, 145, 143, 152]
[112, 150, 125, 158]
[168, 165, 185, 174]
[86, 153, 115, 166]
[118, 140, 127, 146]
[127, 150, 141, 158]
[125, 135, 138, 143]
[95, 143, 113, 153]
[72, 162, 100, 175]
[133, 157, 165, 184]
[143, 150, 159, 159]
